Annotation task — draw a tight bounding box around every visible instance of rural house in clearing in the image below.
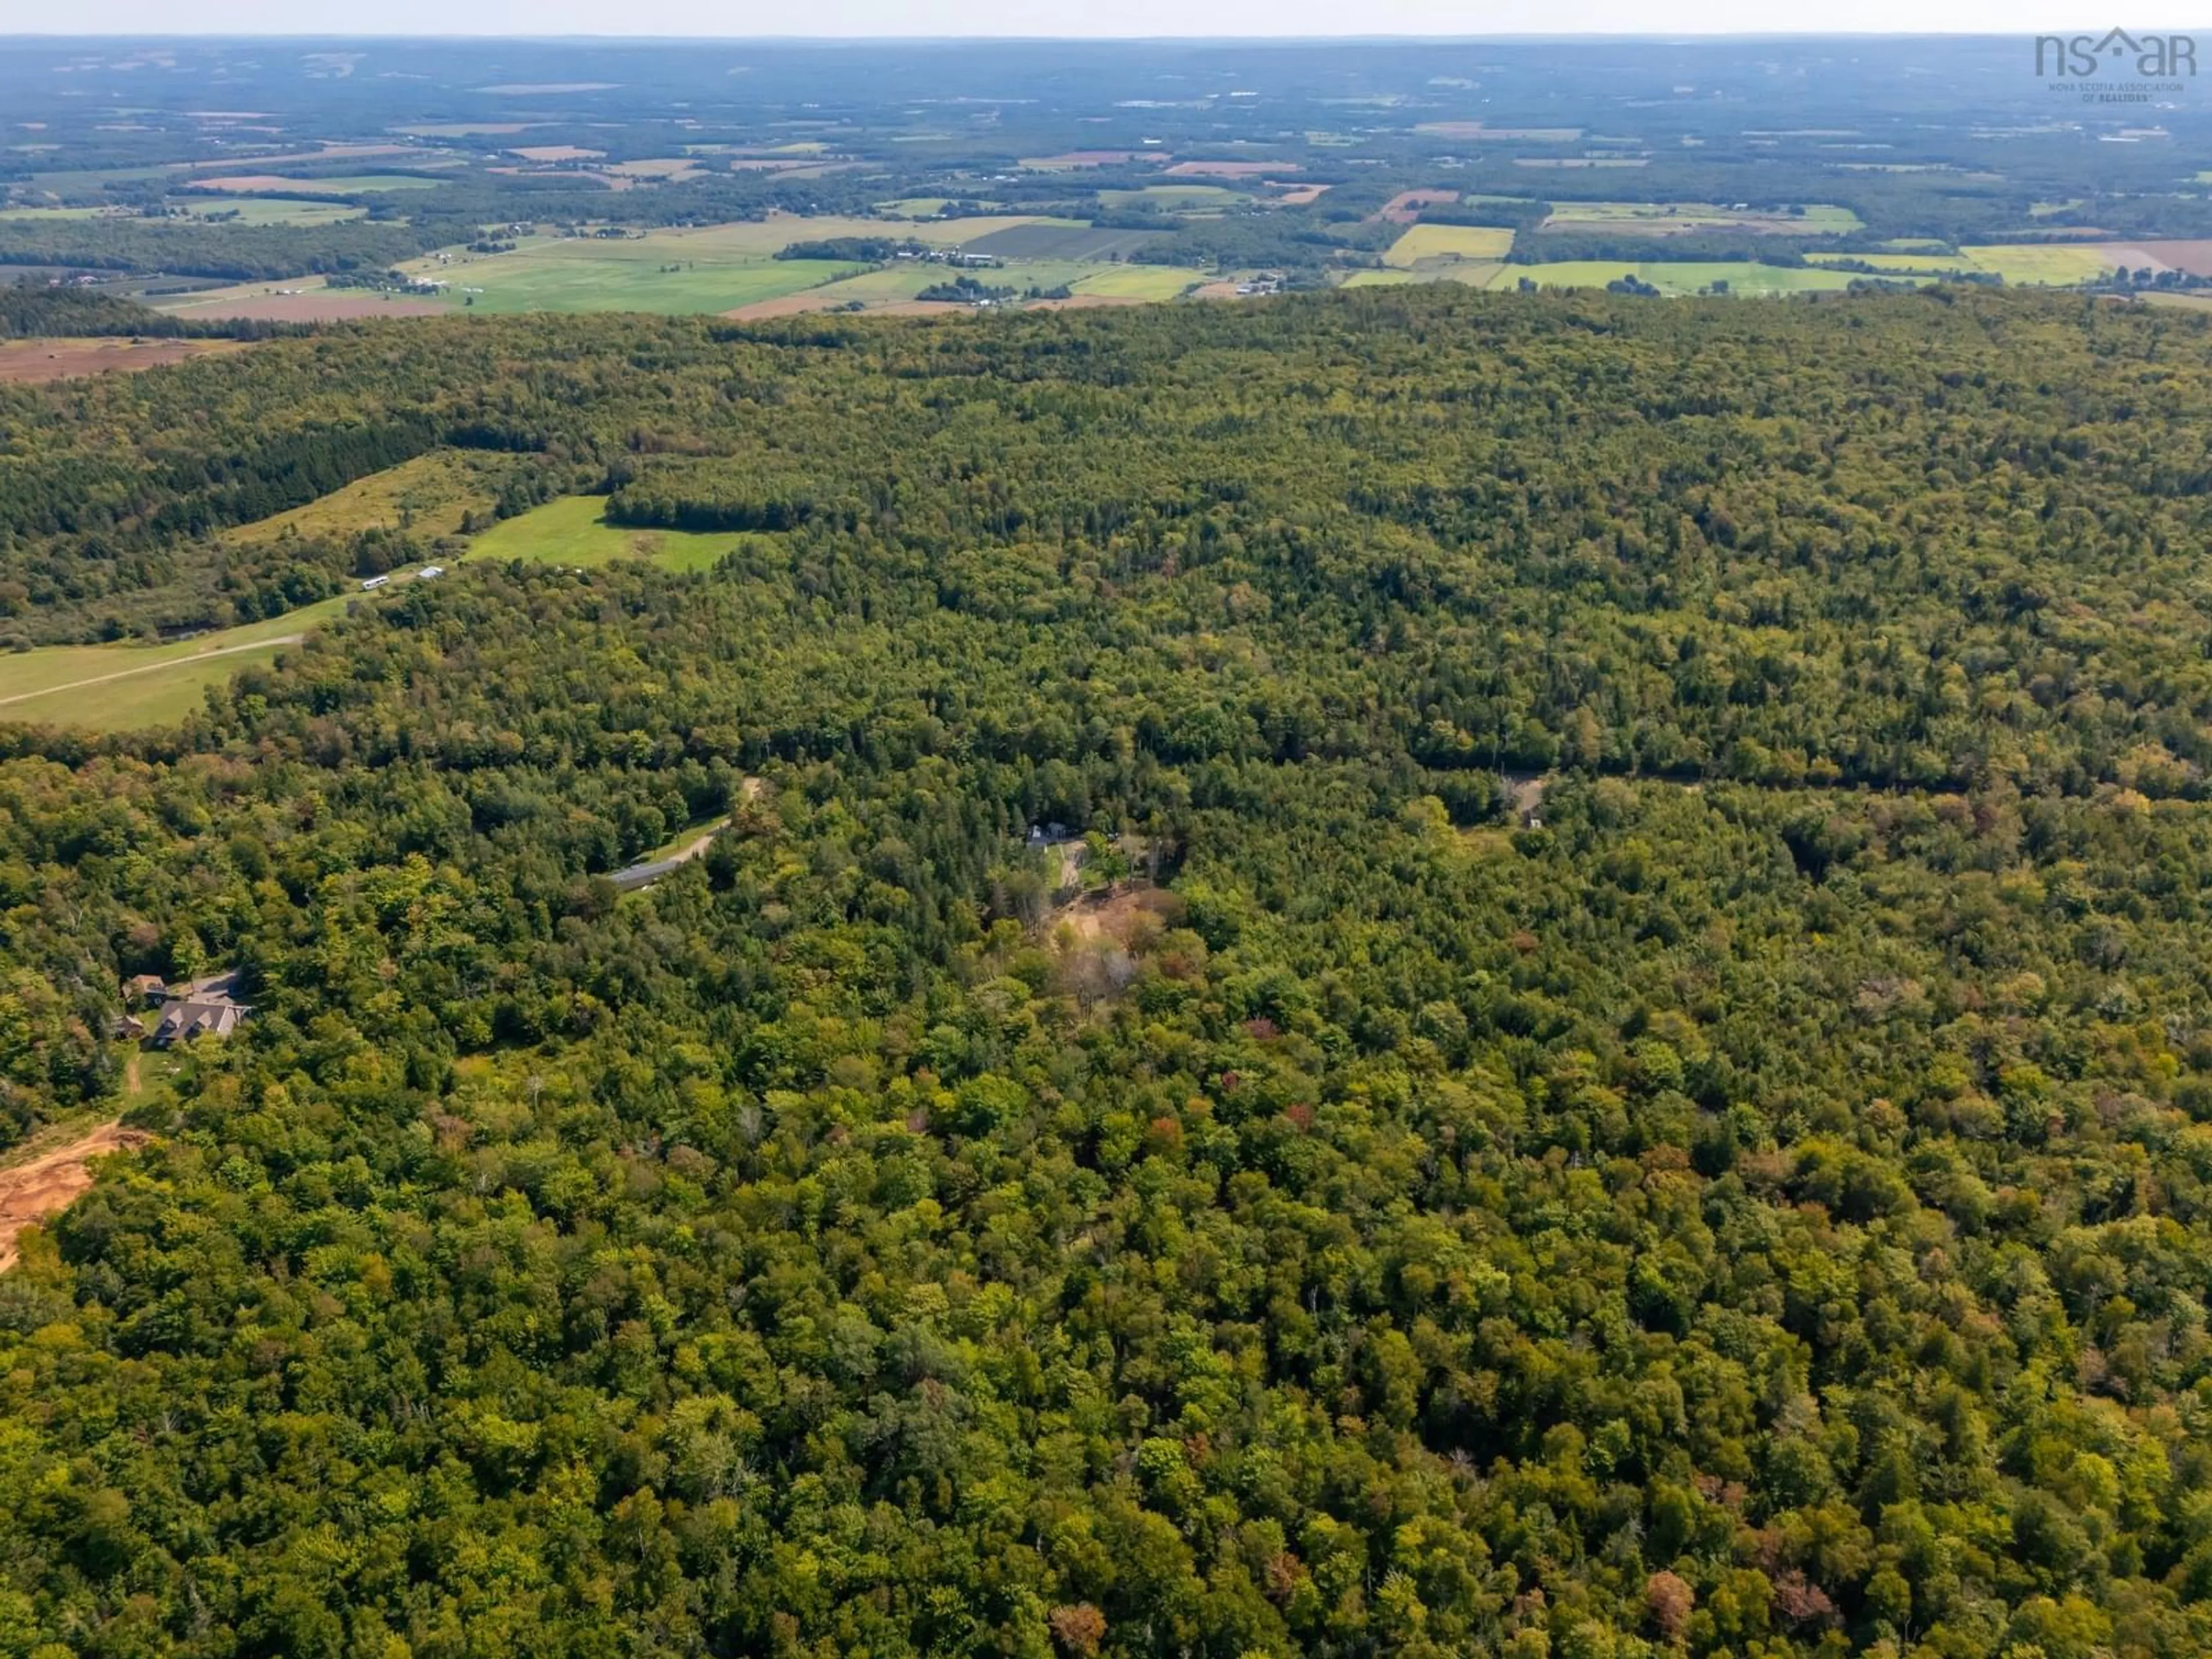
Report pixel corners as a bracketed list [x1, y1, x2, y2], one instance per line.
[124, 969, 251, 1048]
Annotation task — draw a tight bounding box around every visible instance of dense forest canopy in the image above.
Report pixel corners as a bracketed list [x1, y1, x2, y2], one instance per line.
[2, 287, 2212, 1657]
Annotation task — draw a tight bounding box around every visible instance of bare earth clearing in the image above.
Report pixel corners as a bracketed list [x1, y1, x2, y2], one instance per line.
[0, 1123, 150, 1272]
[0, 337, 246, 381]
[1378, 189, 1459, 224]
[164, 293, 446, 321]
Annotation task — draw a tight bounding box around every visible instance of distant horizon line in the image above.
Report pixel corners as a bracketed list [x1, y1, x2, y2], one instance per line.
[0, 28, 2171, 41]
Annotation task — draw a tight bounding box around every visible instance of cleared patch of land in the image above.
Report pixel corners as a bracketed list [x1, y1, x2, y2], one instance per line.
[0, 1122, 151, 1274]
[1416, 122, 1583, 140]
[225, 450, 512, 545]
[2077, 239, 2212, 276]
[403, 238, 859, 315]
[1099, 184, 1238, 210]
[0, 336, 246, 382]
[957, 221, 1161, 260]
[1377, 189, 1459, 225]
[151, 283, 446, 321]
[1509, 260, 1863, 296]
[1067, 263, 1207, 300]
[1164, 160, 1289, 179]
[468, 496, 741, 570]
[171, 195, 368, 225]
[507, 144, 604, 162]
[1540, 200, 1861, 235]
[186, 173, 442, 194]
[1343, 264, 1503, 290]
[1383, 224, 1515, 267]
[1022, 150, 1168, 169]
[394, 122, 535, 137]
[1956, 244, 2116, 284]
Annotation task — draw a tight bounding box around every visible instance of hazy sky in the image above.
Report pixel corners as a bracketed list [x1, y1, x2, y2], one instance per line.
[26, 4, 2212, 38]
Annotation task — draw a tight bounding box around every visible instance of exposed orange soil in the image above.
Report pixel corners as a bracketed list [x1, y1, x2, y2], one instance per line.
[0, 1123, 150, 1272]
[0, 337, 247, 382]
[1272, 183, 1330, 204]
[1053, 884, 1178, 945]
[1378, 188, 1459, 224]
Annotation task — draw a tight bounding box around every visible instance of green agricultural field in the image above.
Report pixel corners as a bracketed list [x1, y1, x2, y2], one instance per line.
[1511, 261, 1865, 296]
[1383, 224, 1516, 267]
[1066, 263, 1208, 300]
[468, 496, 741, 570]
[171, 196, 369, 226]
[1958, 244, 2117, 285]
[1807, 251, 1971, 273]
[756, 264, 948, 308]
[1541, 200, 1861, 234]
[955, 221, 1159, 261]
[0, 205, 117, 221]
[0, 595, 373, 732]
[0, 643, 291, 730]
[1098, 185, 1238, 210]
[877, 197, 955, 217]
[193, 174, 442, 194]
[410, 239, 862, 315]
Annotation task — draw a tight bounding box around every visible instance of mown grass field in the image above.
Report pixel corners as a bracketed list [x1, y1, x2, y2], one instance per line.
[188, 173, 442, 194]
[1806, 251, 1971, 274]
[1382, 224, 1516, 267]
[171, 196, 369, 226]
[414, 241, 862, 315]
[1540, 200, 1862, 234]
[468, 497, 740, 570]
[1956, 244, 2117, 285]
[1509, 261, 1864, 296]
[396, 216, 1066, 315]
[0, 599, 366, 730]
[1098, 184, 1239, 210]
[955, 221, 1161, 260]
[1342, 264, 1503, 290]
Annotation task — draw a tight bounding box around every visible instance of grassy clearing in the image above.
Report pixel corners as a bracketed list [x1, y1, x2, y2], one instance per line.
[1099, 185, 1239, 210]
[1808, 251, 1971, 274]
[0, 597, 380, 730]
[189, 174, 441, 194]
[408, 241, 860, 315]
[1383, 224, 1516, 267]
[398, 217, 1058, 316]
[225, 450, 513, 545]
[1541, 200, 1861, 233]
[169, 196, 369, 226]
[1512, 261, 1863, 296]
[954, 221, 1157, 261]
[2, 645, 293, 730]
[877, 197, 955, 217]
[468, 496, 741, 570]
[1957, 244, 2116, 284]
[1066, 264, 1207, 300]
